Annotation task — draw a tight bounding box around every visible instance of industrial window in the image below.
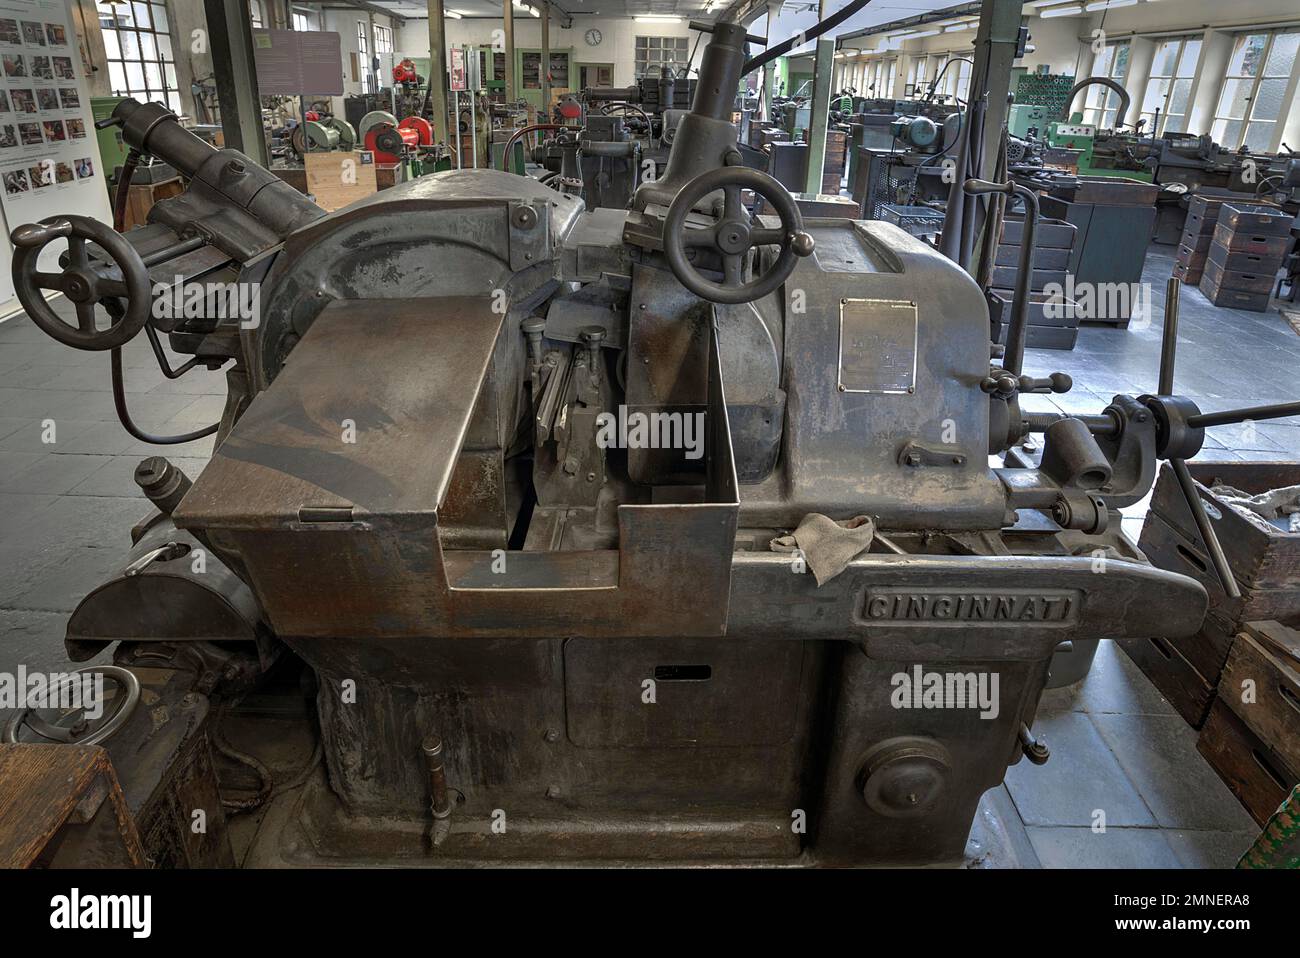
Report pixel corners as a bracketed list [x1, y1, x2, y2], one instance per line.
[933, 54, 969, 103]
[291, 8, 316, 31]
[1140, 37, 1201, 136]
[1211, 29, 1300, 152]
[926, 54, 948, 97]
[249, 0, 263, 28]
[634, 35, 689, 79]
[880, 58, 897, 98]
[1080, 41, 1129, 129]
[96, 1, 181, 115]
[905, 55, 928, 96]
[357, 21, 368, 56]
[375, 24, 393, 56]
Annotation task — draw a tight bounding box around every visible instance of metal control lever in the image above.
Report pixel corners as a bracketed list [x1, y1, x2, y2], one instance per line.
[1157, 279, 1241, 601]
[1019, 723, 1050, 765]
[1018, 372, 1072, 395]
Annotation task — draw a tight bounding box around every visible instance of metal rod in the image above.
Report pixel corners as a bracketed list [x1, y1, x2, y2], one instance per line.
[422, 734, 452, 818]
[1187, 401, 1300, 430]
[1171, 457, 1242, 601]
[1158, 277, 1180, 395]
[469, 54, 478, 170]
[1022, 411, 1119, 437]
[453, 90, 461, 169]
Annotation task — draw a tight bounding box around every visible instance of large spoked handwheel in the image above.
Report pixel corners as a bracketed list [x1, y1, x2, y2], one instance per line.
[662, 167, 815, 305]
[10, 214, 151, 350]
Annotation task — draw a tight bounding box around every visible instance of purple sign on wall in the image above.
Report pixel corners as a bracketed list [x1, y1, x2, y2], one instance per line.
[252, 29, 344, 95]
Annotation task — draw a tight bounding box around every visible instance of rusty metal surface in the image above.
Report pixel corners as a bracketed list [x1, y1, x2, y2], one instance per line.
[179, 297, 504, 523]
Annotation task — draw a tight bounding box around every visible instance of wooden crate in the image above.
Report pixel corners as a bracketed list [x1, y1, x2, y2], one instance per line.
[1117, 632, 1216, 728]
[0, 744, 144, 868]
[1219, 623, 1300, 774]
[1198, 697, 1298, 826]
[1149, 461, 1300, 603]
[1172, 261, 1203, 285]
[304, 150, 378, 212]
[123, 176, 185, 231]
[1210, 221, 1292, 257]
[1218, 202, 1293, 237]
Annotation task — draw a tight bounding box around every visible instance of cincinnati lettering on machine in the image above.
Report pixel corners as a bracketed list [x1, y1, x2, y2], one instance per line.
[863, 591, 1081, 624]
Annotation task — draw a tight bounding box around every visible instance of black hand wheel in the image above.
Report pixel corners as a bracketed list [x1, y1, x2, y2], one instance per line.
[662, 166, 814, 305]
[10, 214, 151, 350]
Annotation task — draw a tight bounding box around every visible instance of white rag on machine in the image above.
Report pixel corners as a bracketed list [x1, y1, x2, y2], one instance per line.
[769, 514, 877, 586]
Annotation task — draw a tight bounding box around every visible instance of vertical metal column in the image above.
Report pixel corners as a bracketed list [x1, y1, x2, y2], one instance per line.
[971, 0, 1023, 181]
[540, 1, 550, 120]
[367, 13, 379, 95]
[204, 0, 268, 166]
[504, 1, 516, 106]
[803, 36, 834, 196]
[426, 0, 449, 144]
[468, 46, 478, 169]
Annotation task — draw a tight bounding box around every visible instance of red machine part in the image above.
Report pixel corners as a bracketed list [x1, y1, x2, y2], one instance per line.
[364, 124, 420, 164]
[304, 110, 320, 121]
[557, 99, 582, 121]
[393, 58, 420, 86]
[398, 115, 433, 146]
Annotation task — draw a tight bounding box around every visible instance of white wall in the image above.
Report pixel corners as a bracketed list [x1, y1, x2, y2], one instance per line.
[395, 15, 706, 88]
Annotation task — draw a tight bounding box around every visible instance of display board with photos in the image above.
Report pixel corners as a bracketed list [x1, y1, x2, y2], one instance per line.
[0, 0, 111, 307]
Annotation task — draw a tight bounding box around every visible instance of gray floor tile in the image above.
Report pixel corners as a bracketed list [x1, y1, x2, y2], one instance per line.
[1080, 639, 1176, 716]
[1164, 830, 1257, 869]
[1090, 712, 1259, 832]
[1006, 711, 1156, 827]
[0, 452, 112, 494]
[7, 543, 126, 612]
[66, 455, 150, 498]
[1025, 826, 1182, 868]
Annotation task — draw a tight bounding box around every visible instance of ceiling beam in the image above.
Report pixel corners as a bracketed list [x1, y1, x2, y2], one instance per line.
[320, 1, 409, 25]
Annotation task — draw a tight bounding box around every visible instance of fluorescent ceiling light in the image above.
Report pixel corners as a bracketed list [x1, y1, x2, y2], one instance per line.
[445, 9, 462, 17]
[908, 29, 940, 38]
[944, 22, 972, 32]
[1084, 0, 1137, 9]
[635, 15, 681, 22]
[1040, 3, 1084, 16]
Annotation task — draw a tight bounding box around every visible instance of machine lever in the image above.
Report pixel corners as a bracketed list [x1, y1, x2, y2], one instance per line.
[1170, 458, 1241, 601]
[1018, 724, 1050, 765]
[1018, 372, 1071, 395]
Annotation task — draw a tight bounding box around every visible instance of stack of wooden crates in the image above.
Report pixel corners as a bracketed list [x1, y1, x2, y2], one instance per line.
[1173, 191, 1251, 286]
[986, 214, 1081, 351]
[1198, 202, 1291, 312]
[1121, 461, 1300, 826]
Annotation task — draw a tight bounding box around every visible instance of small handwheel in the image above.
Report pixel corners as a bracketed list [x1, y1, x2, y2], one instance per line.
[2, 665, 141, 746]
[10, 214, 151, 350]
[662, 166, 815, 305]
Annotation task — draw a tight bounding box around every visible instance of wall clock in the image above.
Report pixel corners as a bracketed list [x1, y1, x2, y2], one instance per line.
[585, 28, 602, 46]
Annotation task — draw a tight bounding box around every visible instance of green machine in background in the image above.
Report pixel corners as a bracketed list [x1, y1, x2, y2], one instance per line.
[92, 96, 130, 179]
[1008, 103, 1050, 139]
[1046, 119, 1155, 182]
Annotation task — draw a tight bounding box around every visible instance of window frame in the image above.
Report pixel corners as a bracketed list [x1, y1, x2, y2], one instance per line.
[1081, 40, 1130, 129]
[1211, 29, 1300, 152]
[96, 1, 182, 115]
[633, 34, 690, 80]
[1139, 35, 1201, 136]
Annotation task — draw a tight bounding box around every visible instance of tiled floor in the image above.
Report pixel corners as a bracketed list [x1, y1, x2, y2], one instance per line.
[1005, 642, 1257, 868]
[0, 293, 218, 680]
[0, 241, 1296, 867]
